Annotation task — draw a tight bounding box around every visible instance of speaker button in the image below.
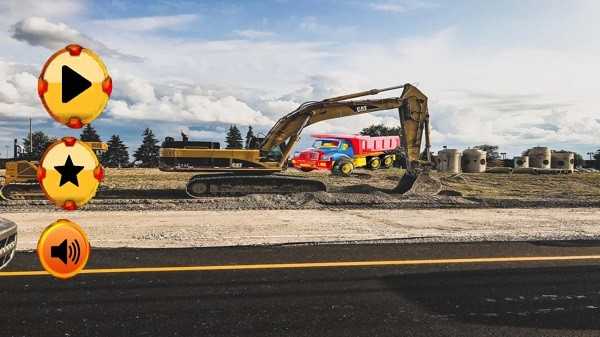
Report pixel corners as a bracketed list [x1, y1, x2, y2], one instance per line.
[37, 219, 90, 279]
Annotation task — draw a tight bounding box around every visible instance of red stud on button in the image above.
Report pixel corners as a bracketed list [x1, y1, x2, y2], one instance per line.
[93, 165, 105, 182]
[66, 44, 83, 56]
[62, 200, 78, 211]
[63, 137, 77, 147]
[36, 167, 46, 183]
[102, 76, 112, 96]
[66, 117, 83, 129]
[37, 78, 48, 97]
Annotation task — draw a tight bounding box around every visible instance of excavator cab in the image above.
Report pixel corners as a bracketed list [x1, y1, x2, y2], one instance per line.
[246, 136, 264, 150]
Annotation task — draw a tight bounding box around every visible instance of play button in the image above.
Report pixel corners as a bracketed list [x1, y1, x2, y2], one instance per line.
[37, 44, 112, 128]
[61, 65, 91, 103]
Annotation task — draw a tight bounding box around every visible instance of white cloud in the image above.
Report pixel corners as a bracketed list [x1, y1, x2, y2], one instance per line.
[10, 17, 142, 62]
[92, 14, 199, 32]
[233, 29, 275, 39]
[369, 0, 438, 13]
[97, 36, 334, 95]
[0, 0, 85, 21]
[0, 60, 40, 120]
[107, 75, 272, 126]
[299, 16, 321, 32]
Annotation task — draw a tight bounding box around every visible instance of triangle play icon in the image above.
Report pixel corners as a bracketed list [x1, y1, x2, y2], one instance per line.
[62, 65, 91, 103]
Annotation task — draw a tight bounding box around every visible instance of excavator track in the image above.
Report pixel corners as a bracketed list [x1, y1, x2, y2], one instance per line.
[186, 174, 327, 198]
[0, 183, 45, 201]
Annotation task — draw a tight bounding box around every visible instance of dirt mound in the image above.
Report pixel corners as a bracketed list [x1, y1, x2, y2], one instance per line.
[396, 172, 442, 195]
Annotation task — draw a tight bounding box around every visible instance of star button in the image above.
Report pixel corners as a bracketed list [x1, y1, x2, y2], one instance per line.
[54, 155, 84, 187]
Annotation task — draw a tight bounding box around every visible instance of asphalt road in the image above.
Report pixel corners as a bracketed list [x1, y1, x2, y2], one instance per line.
[3, 241, 600, 336]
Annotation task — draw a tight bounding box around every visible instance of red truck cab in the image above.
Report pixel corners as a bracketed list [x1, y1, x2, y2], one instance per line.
[291, 134, 400, 176]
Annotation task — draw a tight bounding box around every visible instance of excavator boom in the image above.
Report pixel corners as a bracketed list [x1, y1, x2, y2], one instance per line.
[260, 83, 430, 168]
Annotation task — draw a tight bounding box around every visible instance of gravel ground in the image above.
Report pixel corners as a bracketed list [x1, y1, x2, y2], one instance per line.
[3, 192, 600, 213]
[6, 208, 600, 251]
[3, 168, 600, 212]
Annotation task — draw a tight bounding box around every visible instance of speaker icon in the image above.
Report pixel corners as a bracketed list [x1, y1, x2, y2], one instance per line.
[38, 219, 90, 279]
[50, 239, 81, 265]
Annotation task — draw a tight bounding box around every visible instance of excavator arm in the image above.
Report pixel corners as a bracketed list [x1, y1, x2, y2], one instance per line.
[259, 84, 431, 168]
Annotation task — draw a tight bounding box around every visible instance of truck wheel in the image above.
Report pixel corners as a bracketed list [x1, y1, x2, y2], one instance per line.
[383, 155, 394, 168]
[334, 159, 354, 177]
[368, 157, 381, 170]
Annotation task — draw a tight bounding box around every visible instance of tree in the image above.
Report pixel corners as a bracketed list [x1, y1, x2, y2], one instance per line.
[225, 125, 244, 149]
[245, 126, 255, 149]
[133, 128, 160, 167]
[102, 135, 129, 168]
[80, 124, 101, 142]
[595, 150, 600, 169]
[473, 144, 500, 162]
[22, 131, 56, 160]
[574, 152, 585, 167]
[360, 124, 401, 137]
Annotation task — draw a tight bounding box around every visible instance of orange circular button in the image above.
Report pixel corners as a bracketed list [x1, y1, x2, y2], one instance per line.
[38, 44, 111, 128]
[37, 219, 90, 279]
[38, 137, 104, 210]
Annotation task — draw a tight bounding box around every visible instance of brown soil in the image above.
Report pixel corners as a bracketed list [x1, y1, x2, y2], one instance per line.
[2, 168, 600, 212]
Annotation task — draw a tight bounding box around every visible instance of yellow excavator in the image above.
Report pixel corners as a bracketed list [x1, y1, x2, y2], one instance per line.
[0, 141, 107, 200]
[159, 83, 441, 197]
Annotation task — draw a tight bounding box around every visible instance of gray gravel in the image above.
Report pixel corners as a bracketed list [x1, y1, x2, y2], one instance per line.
[6, 208, 600, 251]
[2, 191, 600, 213]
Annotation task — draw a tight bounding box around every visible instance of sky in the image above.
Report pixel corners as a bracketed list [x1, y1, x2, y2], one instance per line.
[0, 0, 599, 158]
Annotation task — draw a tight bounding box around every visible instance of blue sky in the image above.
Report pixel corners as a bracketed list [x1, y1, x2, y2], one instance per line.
[0, 0, 599, 158]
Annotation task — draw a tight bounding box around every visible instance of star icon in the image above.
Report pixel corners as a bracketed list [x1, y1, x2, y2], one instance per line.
[54, 155, 84, 187]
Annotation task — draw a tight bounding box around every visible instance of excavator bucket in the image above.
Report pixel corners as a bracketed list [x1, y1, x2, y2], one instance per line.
[393, 85, 442, 196]
[395, 171, 442, 195]
[394, 164, 442, 195]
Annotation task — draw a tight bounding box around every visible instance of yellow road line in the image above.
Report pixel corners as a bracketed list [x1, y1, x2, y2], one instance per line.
[2, 255, 600, 277]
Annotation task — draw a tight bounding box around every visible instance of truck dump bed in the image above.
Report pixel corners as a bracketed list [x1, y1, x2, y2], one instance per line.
[311, 134, 400, 155]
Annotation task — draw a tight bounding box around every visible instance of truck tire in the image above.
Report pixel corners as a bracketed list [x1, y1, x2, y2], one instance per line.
[368, 157, 381, 170]
[382, 155, 394, 169]
[333, 159, 354, 177]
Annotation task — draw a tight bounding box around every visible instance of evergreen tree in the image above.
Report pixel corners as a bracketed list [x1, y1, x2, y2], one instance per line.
[22, 131, 56, 160]
[360, 124, 401, 137]
[473, 144, 501, 162]
[133, 128, 160, 167]
[245, 126, 255, 149]
[225, 125, 244, 149]
[102, 135, 129, 168]
[80, 124, 101, 142]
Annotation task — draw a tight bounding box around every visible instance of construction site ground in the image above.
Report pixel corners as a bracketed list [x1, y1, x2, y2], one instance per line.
[2, 168, 600, 212]
[2, 168, 600, 250]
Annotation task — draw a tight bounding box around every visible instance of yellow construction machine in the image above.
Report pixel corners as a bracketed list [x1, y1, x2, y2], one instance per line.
[160, 83, 441, 197]
[0, 141, 107, 200]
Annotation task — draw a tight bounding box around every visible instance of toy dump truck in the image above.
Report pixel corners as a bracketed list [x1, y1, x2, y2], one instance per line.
[292, 134, 400, 176]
